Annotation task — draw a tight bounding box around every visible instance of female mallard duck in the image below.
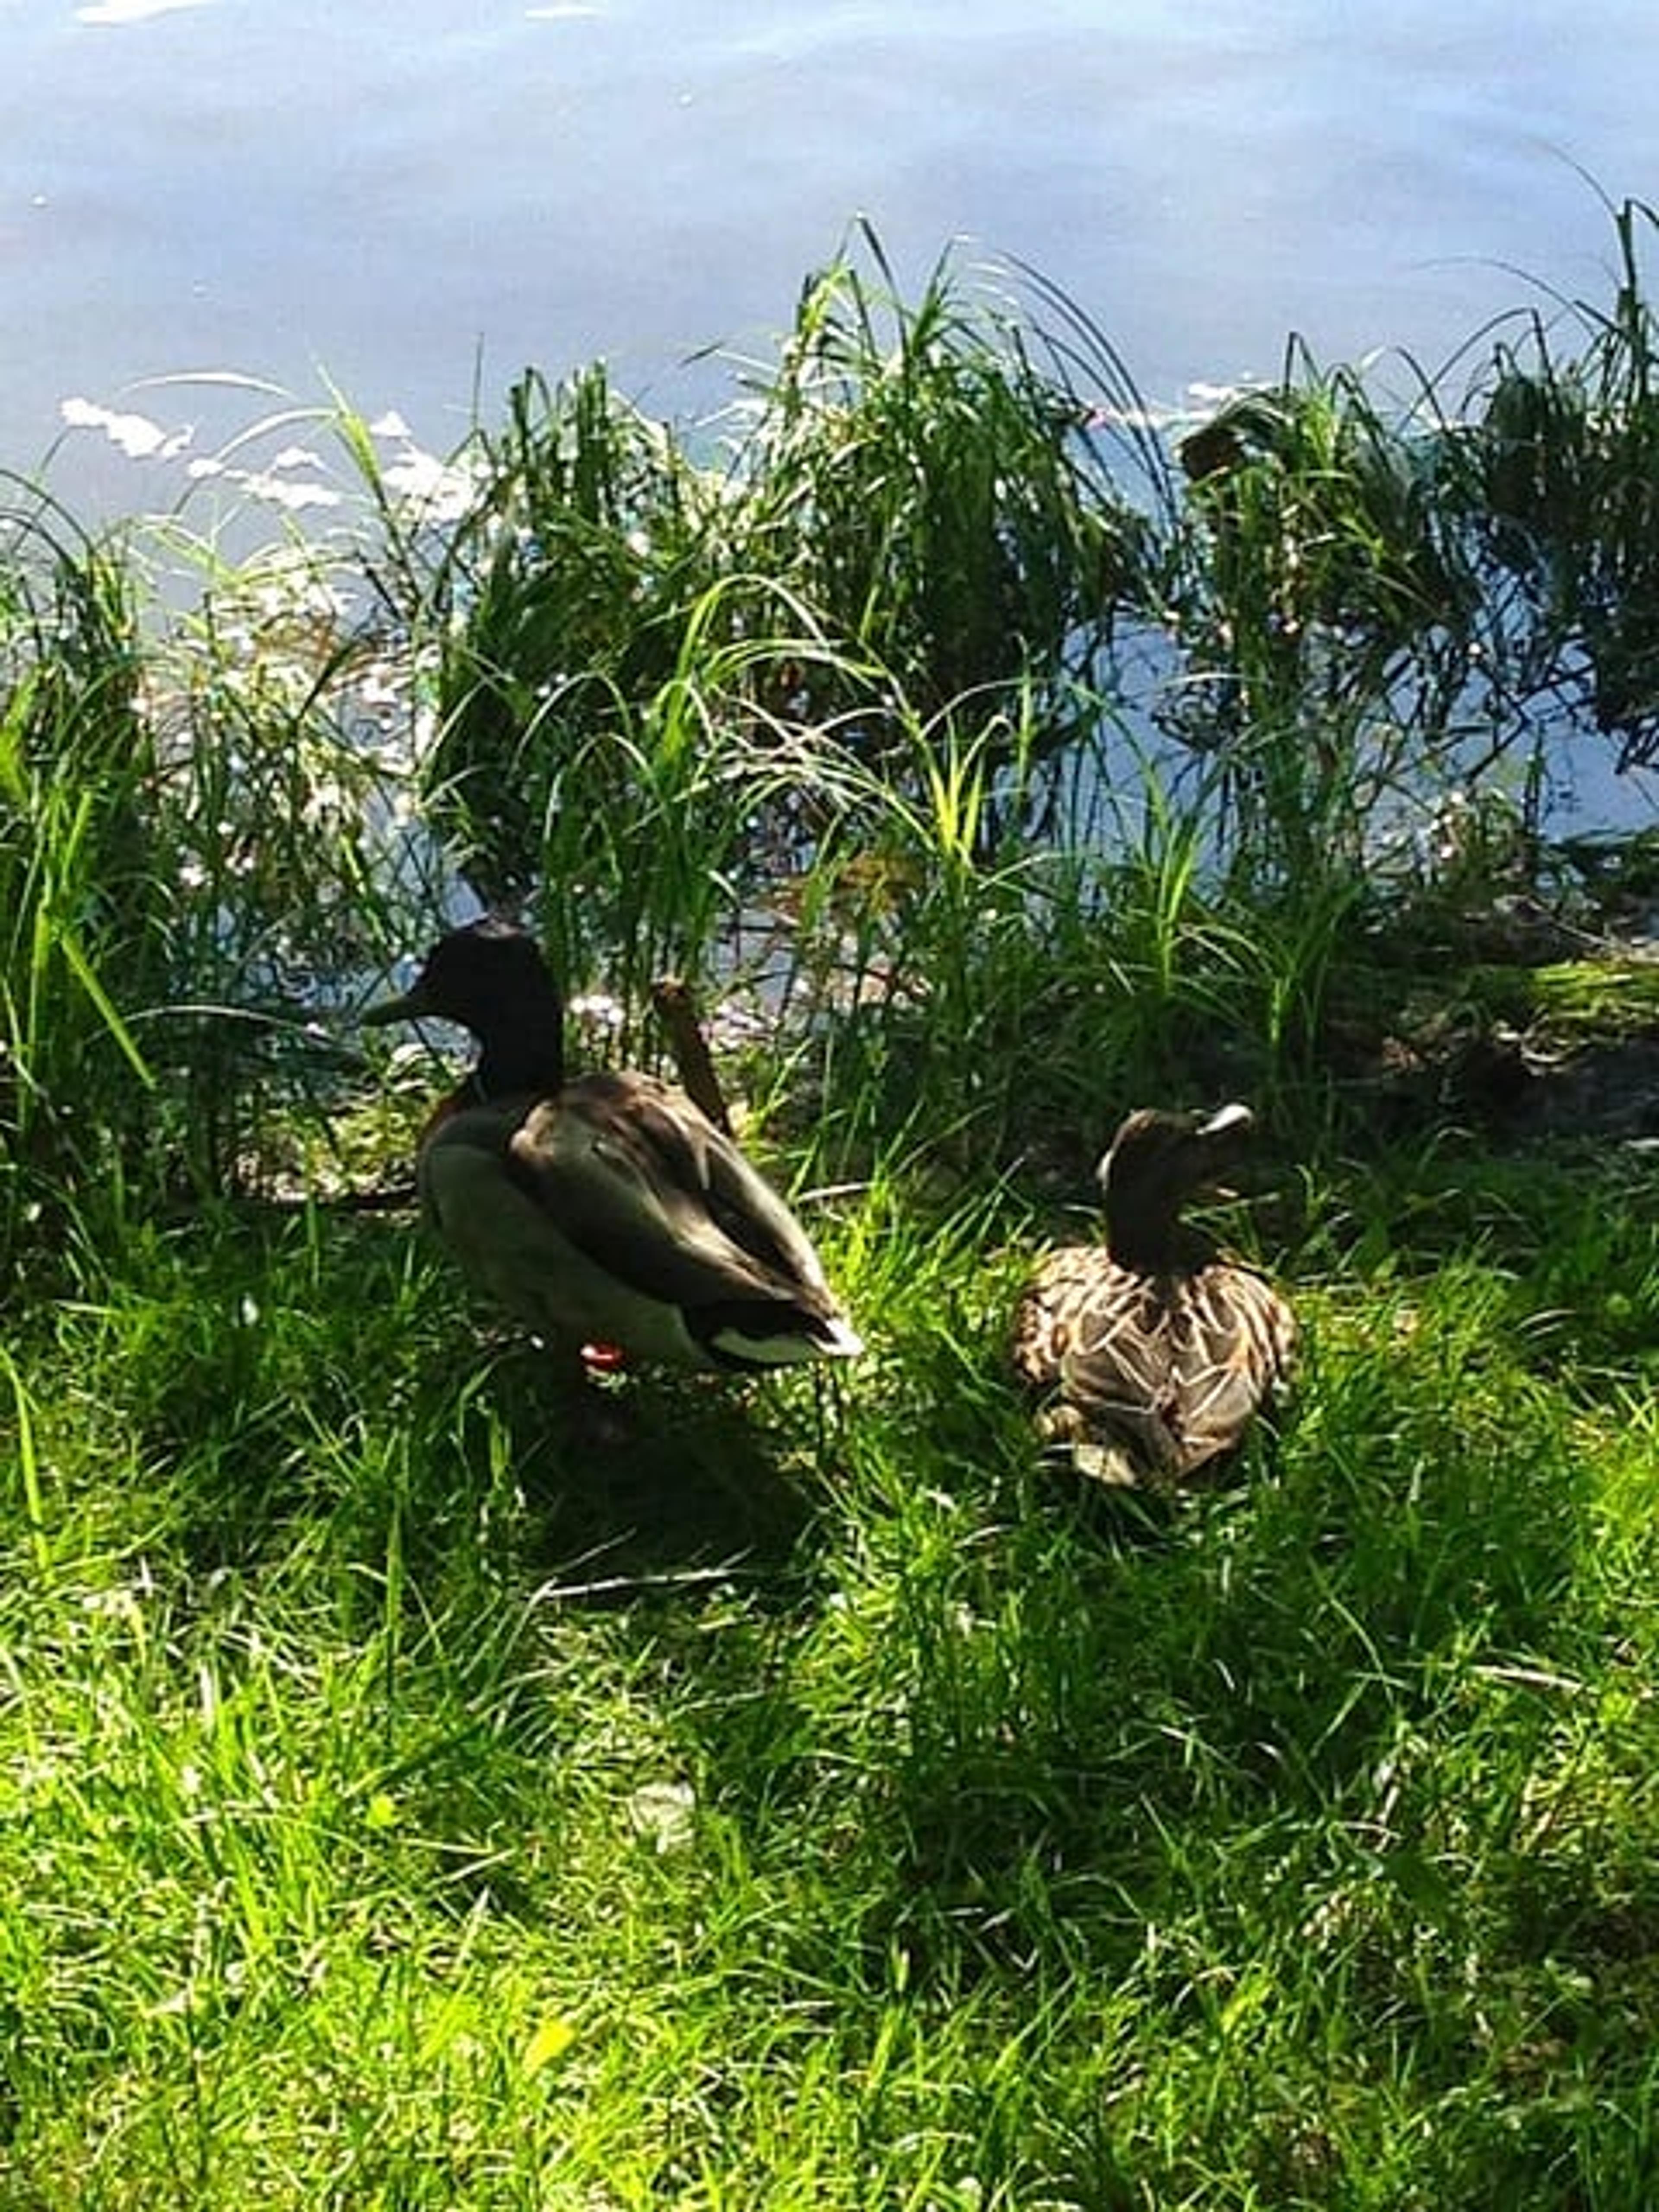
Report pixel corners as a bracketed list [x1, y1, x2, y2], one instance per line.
[1011, 1103, 1296, 1488]
[363, 920, 862, 1376]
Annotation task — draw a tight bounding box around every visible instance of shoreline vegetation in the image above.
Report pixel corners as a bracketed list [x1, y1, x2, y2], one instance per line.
[4, 207, 1659, 2206]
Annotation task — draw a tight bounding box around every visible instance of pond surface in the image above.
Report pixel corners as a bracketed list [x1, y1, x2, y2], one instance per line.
[7, 0, 1659, 836]
[10, 0, 1659, 512]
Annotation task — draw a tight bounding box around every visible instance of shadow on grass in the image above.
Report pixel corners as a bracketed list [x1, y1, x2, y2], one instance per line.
[105, 1208, 835, 1623]
[461, 1341, 833, 1600]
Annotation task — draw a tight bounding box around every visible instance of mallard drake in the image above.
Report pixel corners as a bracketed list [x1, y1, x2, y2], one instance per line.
[362, 919, 862, 1375]
[1011, 1103, 1296, 1488]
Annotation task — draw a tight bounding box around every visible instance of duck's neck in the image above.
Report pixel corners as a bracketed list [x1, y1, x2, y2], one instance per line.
[1107, 1200, 1213, 1275]
[469, 1019, 566, 1101]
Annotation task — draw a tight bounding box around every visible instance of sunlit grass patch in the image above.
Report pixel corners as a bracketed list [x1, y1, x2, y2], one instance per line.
[5, 1131, 1659, 2206]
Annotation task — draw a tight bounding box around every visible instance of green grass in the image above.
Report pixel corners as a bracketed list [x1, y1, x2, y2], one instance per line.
[6, 206, 1659, 2205]
[5, 1137, 1659, 2209]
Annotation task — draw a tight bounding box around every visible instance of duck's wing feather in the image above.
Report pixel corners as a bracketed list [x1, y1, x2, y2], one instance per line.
[1016, 1249, 1296, 1480]
[1158, 1264, 1297, 1470]
[508, 1071, 837, 1316]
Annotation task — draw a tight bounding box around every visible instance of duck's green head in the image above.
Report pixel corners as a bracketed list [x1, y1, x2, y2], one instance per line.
[362, 919, 562, 1042]
[362, 923, 570, 1101]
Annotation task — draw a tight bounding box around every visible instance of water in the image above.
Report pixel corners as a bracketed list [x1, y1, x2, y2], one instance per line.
[11, 0, 1659, 507]
[8, 0, 1659, 833]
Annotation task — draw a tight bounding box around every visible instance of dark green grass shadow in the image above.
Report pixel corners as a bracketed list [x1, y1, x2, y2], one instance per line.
[67, 1202, 832, 1614]
[454, 1340, 833, 1599]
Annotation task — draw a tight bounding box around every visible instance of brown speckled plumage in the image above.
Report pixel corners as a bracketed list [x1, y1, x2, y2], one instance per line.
[1012, 1103, 1296, 1487]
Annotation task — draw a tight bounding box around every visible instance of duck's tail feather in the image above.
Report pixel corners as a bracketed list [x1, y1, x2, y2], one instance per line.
[702, 1303, 864, 1370]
